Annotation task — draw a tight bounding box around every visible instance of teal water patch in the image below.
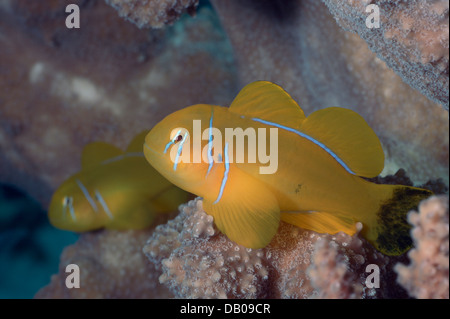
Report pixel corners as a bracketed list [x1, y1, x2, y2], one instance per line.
[0, 184, 78, 299]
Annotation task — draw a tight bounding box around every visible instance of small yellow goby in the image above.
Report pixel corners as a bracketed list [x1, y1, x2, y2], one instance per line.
[143, 81, 432, 255]
[48, 131, 190, 232]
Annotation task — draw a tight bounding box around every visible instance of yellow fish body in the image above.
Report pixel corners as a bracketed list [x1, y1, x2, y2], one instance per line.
[49, 131, 190, 232]
[143, 81, 432, 255]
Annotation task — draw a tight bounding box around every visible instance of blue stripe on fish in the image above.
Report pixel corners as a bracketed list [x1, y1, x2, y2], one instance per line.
[164, 129, 182, 154]
[213, 142, 230, 204]
[68, 200, 76, 221]
[95, 190, 114, 220]
[173, 132, 188, 171]
[76, 179, 99, 212]
[206, 109, 214, 177]
[250, 117, 356, 175]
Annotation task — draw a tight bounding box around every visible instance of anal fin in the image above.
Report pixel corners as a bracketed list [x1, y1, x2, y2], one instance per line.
[281, 211, 357, 236]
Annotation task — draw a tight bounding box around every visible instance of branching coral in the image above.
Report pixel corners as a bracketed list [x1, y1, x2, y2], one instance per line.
[395, 195, 449, 299]
[144, 198, 405, 299]
[106, 0, 199, 28]
[321, 0, 449, 108]
[35, 227, 173, 298]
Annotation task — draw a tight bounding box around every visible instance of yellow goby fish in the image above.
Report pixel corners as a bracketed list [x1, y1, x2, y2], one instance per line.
[49, 131, 190, 232]
[143, 81, 432, 256]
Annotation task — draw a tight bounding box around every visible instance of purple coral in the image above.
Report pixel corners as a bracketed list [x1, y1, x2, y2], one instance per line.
[395, 195, 449, 299]
[322, 0, 449, 108]
[144, 198, 399, 299]
[106, 0, 199, 28]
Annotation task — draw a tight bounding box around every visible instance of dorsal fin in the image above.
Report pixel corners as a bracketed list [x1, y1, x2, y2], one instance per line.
[229, 81, 305, 128]
[126, 130, 149, 153]
[81, 142, 123, 170]
[299, 107, 384, 178]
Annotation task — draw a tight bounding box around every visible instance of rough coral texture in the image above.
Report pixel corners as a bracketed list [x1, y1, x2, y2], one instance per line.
[321, 0, 449, 108]
[395, 195, 449, 299]
[144, 198, 406, 299]
[35, 227, 173, 298]
[366, 168, 449, 195]
[211, 0, 449, 185]
[106, 0, 199, 28]
[308, 231, 365, 299]
[0, 0, 237, 207]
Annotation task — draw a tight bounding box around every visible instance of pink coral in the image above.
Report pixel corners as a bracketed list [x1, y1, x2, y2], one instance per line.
[144, 198, 397, 299]
[106, 0, 199, 28]
[308, 236, 364, 299]
[395, 195, 449, 299]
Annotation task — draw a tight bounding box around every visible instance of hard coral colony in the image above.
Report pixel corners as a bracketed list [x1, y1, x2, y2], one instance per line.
[0, 0, 446, 300]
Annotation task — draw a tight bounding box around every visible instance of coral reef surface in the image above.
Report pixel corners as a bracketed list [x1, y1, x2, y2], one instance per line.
[142, 172, 447, 299]
[35, 172, 448, 299]
[106, 0, 199, 28]
[210, 0, 448, 185]
[0, 0, 447, 210]
[395, 195, 449, 299]
[322, 0, 449, 108]
[35, 226, 173, 298]
[143, 198, 404, 299]
[1, 0, 448, 300]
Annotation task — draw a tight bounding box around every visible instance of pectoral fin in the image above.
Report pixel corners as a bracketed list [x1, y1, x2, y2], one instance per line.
[202, 168, 280, 249]
[281, 211, 357, 236]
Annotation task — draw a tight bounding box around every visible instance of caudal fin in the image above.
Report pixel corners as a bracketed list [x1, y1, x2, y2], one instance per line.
[362, 185, 433, 256]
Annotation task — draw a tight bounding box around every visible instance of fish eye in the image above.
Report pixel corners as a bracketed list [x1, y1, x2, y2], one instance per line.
[170, 127, 189, 144]
[62, 196, 73, 207]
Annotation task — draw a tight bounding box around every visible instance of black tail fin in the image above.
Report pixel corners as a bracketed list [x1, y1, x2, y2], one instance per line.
[367, 186, 433, 256]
